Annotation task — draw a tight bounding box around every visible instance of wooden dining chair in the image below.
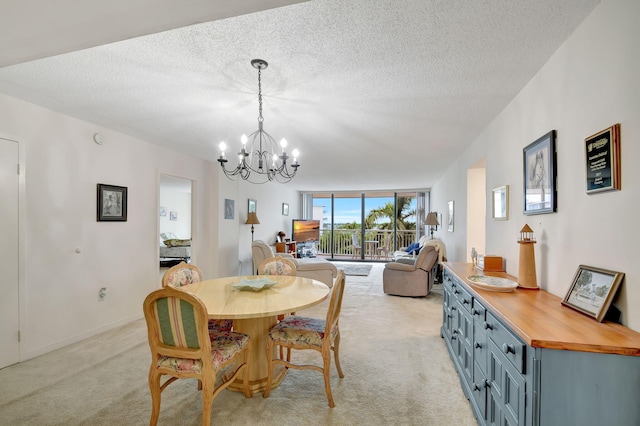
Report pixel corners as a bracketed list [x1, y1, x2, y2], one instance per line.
[143, 285, 251, 426]
[263, 270, 346, 407]
[258, 255, 298, 329]
[161, 261, 233, 332]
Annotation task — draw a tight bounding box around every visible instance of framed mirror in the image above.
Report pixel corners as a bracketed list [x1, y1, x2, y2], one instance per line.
[492, 185, 509, 220]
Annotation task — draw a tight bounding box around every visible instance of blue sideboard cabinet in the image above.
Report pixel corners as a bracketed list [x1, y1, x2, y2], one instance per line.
[441, 262, 640, 426]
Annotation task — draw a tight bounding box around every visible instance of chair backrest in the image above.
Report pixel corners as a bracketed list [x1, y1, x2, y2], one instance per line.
[415, 245, 438, 272]
[161, 261, 203, 287]
[143, 285, 211, 360]
[258, 256, 297, 276]
[325, 270, 346, 339]
[252, 240, 276, 273]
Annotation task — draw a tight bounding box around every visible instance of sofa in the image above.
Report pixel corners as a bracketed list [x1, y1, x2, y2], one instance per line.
[393, 236, 447, 264]
[251, 240, 338, 287]
[383, 245, 439, 297]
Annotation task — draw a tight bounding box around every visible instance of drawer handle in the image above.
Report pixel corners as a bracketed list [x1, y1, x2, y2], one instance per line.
[454, 289, 460, 295]
[502, 343, 516, 354]
[462, 298, 470, 305]
[451, 306, 457, 311]
[472, 309, 480, 316]
[472, 382, 482, 391]
[483, 321, 493, 330]
[474, 341, 482, 349]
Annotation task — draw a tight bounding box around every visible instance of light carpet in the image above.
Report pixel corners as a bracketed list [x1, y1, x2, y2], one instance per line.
[0, 263, 477, 425]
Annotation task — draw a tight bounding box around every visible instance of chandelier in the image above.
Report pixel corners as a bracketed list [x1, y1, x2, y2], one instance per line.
[217, 59, 300, 184]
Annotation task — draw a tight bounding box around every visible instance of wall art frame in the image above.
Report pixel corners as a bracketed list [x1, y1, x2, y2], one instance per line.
[97, 183, 127, 222]
[169, 211, 177, 221]
[523, 130, 556, 215]
[585, 123, 621, 194]
[224, 199, 235, 220]
[492, 185, 509, 220]
[282, 203, 289, 216]
[561, 265, 625, 322]
[447, 201, 454, 232]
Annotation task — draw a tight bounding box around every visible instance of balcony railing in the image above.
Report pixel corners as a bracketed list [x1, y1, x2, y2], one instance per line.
[312, 229, 418, 259]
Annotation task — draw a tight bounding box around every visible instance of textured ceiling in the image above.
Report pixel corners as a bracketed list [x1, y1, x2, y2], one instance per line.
[0, 0, 600, 192]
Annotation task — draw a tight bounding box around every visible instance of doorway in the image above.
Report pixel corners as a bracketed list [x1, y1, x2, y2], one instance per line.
[0, 137, 20, 368]
[158, 175, 194, 280]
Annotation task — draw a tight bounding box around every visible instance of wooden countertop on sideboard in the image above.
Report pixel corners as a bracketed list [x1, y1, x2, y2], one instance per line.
[443, 262, 640, 356]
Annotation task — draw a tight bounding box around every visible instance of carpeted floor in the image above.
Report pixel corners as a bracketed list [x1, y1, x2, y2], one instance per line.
[0, 263, 477, 425]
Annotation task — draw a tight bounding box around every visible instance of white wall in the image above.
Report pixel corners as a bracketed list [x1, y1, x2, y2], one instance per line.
[0, 92, 222, 360]
[430, 0, 640, 330]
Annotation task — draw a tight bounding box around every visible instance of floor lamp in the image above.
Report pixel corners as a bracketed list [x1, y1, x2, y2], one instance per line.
[245, 212, 260, 242]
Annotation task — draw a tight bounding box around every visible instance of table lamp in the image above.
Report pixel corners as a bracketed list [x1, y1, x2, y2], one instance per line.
[245, 212, 260, 242]
[425, 212, 439, 239]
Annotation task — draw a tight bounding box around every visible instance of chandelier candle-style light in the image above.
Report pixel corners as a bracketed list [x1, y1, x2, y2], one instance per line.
[217, 59, 300, 184]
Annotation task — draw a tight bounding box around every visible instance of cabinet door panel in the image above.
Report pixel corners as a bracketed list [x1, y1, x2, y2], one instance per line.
[488, 339, 526, 426]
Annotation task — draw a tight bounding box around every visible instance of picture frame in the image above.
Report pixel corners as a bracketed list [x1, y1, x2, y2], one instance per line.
[447, 201, 454, 232]
[169, 211, 177, 221]
[97, 183, 127, 222]
[282, 203, 289, 216]
[248, 199, 257, 214]
[159, 206, 167, 217]
[585, 123, 621, 194]
[561, 265, 625, 322]
[523, 130, 556, 215]
[224, 199, 235, 220]
[492, 185, 509, 220]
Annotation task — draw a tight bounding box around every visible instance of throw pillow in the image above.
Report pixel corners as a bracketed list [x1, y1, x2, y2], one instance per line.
[405, 242, 420, 254]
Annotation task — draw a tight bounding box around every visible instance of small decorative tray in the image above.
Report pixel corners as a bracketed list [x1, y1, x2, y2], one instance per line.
[467, 275, 518, 292]
[232, 277, 278, 292]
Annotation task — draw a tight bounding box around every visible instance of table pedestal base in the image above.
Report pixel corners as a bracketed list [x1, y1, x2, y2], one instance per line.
[228, 316, 287, 394]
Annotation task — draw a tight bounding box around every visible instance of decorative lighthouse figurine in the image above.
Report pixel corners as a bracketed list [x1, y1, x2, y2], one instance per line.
[517, 224, 539, 289]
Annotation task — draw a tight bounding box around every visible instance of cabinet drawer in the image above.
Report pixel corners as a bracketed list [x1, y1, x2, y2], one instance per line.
[454, 284, 472, 313]
[486, 312, 526, 374]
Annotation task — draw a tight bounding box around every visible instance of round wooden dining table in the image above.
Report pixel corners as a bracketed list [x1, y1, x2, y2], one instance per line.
[180, 275, 330, 393]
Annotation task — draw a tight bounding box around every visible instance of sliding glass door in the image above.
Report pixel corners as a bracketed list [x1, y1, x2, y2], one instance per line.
[311, 191, 427, 260]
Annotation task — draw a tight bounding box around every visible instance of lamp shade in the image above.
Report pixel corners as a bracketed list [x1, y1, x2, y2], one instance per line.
[245, 212, 260, 225]
[425, 212, 439, 226]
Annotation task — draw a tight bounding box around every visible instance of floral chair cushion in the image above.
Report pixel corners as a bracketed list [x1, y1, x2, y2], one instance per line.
[157, 330, 249, 372]
[209, 319, 233, 332]
[269, 315, 338, 347]
[260, 261, 295, 276]
[165, 268, 200, 288]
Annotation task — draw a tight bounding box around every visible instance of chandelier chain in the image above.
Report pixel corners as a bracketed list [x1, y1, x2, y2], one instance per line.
[257, 67, 263, 123]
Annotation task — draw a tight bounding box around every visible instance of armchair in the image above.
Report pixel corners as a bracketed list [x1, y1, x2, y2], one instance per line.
[383, 245, 439, 297]
[251, 240, 338, 287]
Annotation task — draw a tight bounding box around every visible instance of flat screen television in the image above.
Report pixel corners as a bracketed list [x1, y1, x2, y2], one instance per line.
[292, 219, 320, 242]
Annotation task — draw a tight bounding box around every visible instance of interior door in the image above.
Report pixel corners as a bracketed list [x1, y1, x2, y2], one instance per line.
[0, 137, 20, 368]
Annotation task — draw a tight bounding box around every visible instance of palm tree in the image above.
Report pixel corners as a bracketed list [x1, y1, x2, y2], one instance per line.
[366, 197, 415, 230]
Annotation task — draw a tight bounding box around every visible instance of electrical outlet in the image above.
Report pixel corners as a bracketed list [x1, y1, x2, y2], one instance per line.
[99, 287, 107, 301]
